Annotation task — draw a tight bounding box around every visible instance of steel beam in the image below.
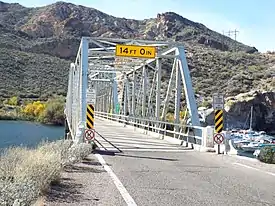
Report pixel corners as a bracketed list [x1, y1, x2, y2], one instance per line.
[123, 78, 128, 115]
[112, 73, 119, 114]
[90, 79, 111, 82]
[174, 58, 181, 135]
[155, 58, 161, 131]
[114, 47, 177, 80]
[161, 58, 176, 120]
[88, 70, 118, 74]
[146, 71, 157, 117]
[142, 66, 147, 117]
[80, 38, 89, 123]
[89, 47, 116, 51]
[177, 47, 201, 137]
[131, 71, 136, 116]
[88, 51, 177, 59]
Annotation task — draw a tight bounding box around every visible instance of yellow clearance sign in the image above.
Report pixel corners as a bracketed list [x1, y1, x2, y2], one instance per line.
[115, 44, 156, 59]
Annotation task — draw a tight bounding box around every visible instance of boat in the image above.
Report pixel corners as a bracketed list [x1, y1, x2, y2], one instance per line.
[229, 106, 267, 137]
[229, 106, 275, 153]
[241, 142, 261, 152]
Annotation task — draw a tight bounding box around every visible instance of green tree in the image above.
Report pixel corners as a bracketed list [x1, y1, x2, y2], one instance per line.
[258, 146, 275, 164]
[41, 96, 65, 125]
[8, 96, 18, 106]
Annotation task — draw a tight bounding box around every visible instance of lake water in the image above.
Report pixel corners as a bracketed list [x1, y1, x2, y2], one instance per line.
[0, 120, 64, 149]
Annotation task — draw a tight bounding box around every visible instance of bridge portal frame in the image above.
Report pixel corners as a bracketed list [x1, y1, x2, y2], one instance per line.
[65, 37, 201, 143]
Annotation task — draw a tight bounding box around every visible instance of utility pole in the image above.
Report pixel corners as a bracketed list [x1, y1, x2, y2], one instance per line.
[222, 30, 225, 51]
[227, 29, 239, 52]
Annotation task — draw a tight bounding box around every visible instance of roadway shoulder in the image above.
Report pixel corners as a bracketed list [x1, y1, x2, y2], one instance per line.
[201, 152, 275, 175]
[44, 154, 126, 206]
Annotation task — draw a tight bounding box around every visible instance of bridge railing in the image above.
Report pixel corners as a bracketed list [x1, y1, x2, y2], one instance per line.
[65, 37, 90, 143]
[65, 61, 87, 142]
[95, 111, 206, 146]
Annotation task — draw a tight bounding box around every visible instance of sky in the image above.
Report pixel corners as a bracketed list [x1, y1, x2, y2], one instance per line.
[4, 0, 275, 52]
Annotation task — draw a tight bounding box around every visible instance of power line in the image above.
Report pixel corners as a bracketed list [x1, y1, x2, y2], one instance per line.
[221, 30, 225, 51]
[227, 29, 239, 52]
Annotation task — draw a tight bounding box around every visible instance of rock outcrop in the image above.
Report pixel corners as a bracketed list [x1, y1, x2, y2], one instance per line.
[205, 91, 275, 134]
[0, 1, 258, 58]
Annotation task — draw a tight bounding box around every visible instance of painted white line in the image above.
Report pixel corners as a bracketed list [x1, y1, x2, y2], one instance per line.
[94, 154, 137, 206]
[233, 162, 275, 177]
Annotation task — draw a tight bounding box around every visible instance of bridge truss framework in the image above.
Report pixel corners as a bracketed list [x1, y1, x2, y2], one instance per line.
[65, 37, 202, 143]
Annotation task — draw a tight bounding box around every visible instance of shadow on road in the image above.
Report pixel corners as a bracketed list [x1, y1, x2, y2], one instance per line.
[94, 149, 117, 156]
[47, 178, 85, 203]
[96, 149, 184, 161]
[82, 158, 102, 166]
[64, 163, 105, 174]
[115, 153, 179, 161]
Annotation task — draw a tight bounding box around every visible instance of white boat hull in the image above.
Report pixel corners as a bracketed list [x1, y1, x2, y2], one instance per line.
[241, 146, 258, 152]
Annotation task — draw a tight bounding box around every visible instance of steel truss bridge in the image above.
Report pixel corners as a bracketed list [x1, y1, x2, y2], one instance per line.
[65, 37, 213, 147]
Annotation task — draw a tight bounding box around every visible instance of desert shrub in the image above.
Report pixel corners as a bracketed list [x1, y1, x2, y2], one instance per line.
[7, 96, 18, 106]
[200, 100, 212, 108]
[0, 147, 30, 176]
[257, 146, 275, 164]
[39, 96, 65, 125]
[0, 140, 93, 205]
[0, 180, 39, 206]
[67, 143, 94, 163]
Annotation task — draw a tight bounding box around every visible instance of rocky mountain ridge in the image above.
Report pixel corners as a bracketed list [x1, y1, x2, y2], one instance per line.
[0, 1, 258, 59]
[0, 1, 274, 132]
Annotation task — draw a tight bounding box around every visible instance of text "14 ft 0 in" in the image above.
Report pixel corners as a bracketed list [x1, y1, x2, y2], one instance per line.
[115, 44, 156, 59]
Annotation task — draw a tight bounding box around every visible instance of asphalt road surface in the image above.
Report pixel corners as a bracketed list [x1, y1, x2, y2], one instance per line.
[47, 118, 275, 206]
[93, 118, 275, 206]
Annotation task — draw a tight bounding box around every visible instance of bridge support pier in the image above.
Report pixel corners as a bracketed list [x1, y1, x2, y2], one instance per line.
[75, 121, 86, 144]
[202, 126, 214, 148]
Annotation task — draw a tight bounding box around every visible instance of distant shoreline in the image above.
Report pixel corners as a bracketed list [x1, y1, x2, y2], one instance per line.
[0, 114, 64, 127]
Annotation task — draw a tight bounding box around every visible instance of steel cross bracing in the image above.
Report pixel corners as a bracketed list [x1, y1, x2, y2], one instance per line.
[65, 37, 202, 143]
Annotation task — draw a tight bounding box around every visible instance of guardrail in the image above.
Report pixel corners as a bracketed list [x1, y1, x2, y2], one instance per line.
[95, 111, 205, 145]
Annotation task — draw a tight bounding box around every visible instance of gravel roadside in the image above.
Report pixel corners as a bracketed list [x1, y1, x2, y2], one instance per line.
[43, 154, 126, 206]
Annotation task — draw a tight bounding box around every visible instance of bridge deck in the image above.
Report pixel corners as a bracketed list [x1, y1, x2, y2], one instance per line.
[94, 118, 187, 153]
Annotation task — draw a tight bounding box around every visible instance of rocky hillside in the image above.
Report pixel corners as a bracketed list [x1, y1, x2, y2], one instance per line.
[0, 1, 274, 132]
[0, 1, 257, 59]
[204, 91, 275, 134]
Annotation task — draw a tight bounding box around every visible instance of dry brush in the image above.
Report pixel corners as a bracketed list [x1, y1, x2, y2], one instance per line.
[0, 140, 93, 206]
